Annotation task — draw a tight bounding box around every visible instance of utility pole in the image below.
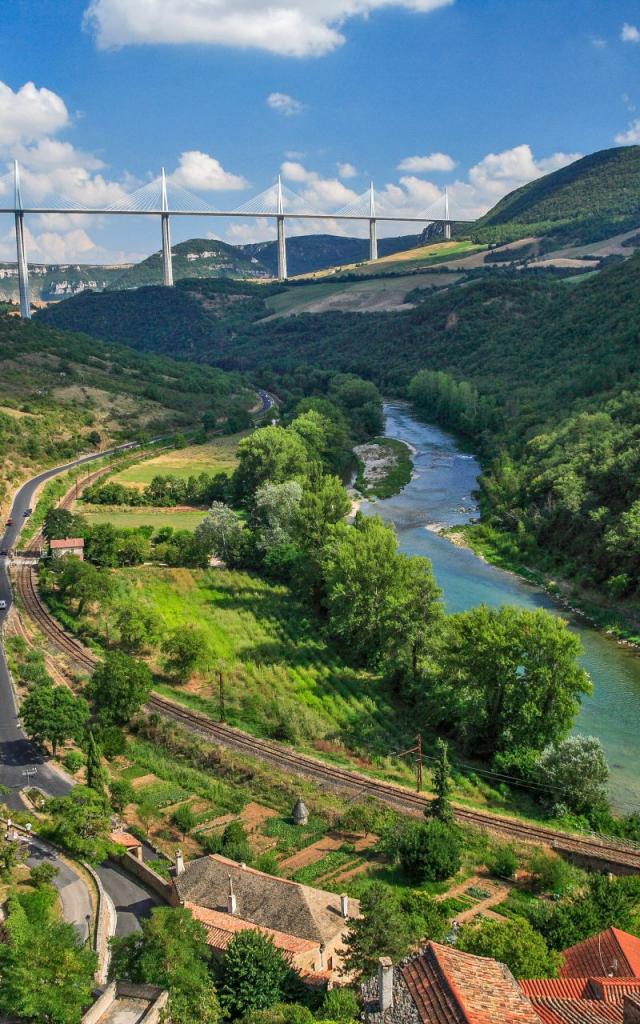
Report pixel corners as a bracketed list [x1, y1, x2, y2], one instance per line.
[276, 176, 288, 282]
[398, 734, 424, 792]
[218, 669, 225, 722]
[160, 168, 174, 287]
[14, 161, 30, 319]
[369, 181, 378, 261]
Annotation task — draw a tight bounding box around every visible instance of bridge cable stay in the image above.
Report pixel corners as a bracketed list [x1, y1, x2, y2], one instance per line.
[234, 179, 309, 281]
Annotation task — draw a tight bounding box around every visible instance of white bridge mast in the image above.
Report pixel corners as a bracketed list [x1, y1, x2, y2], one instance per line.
[161, 168, 174, 286]
[276, 176, 288, 282]
[14, 161, 30, 319]
[443, 187, 451, 240]
[369, 181, 378, 261]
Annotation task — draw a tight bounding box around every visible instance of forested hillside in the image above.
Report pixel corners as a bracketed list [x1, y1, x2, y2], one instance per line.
[0, 314, 249, 513]
[109, 238, 271, 289]
[240, 232, 422, 277]
[41, 252, 640, 597]
[472, 146, 640, 246]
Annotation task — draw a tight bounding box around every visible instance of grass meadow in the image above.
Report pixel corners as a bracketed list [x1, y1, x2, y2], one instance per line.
[81, 506, 206, 531]
[109, 434, 242, 489]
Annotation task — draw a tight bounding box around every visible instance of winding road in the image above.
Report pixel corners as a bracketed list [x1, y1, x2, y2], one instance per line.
[0, 446, 159, 938]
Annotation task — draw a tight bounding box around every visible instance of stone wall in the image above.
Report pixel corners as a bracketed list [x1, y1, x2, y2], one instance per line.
[115, 851, 178, 904]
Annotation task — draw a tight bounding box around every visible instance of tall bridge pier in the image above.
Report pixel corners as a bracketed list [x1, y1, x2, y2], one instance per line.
[276, 176, 288, 281]
[369, 181, 378, 262]
[160, 169, 174, 287]
[13, 162, 31, 319]
[443, 187, 451, 241]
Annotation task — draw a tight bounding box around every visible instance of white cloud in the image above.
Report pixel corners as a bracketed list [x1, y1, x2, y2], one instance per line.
[84, 0, 454, 57]
[621, 23, 640, 43]
[0, 81, 69, 146]
[466, 144, 580, 204]
[267, 92, 305, 116]
[615, 119, 640, 144]
[397, 152, 456, 172]
[169, 150, 248, 191]
[337, 162, 357, 179]
[280, 160, 358, 210]
[591, 36, 606, 49]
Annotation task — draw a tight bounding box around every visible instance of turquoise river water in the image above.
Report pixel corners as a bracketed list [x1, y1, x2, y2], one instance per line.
[360, 402, 640, 812]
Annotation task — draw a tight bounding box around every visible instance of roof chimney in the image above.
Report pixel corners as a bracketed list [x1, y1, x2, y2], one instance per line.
[340, 893, 349, 919]
[175, 849, 184, 876]
[227, 874, 237, 915]
[378, 957, 394, 1012]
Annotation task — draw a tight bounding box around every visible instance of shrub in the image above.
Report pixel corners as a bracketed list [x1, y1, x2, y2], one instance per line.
[457, 916, 560, 979]
[527, 851, 574, 895]
[63, 751, 84, 773]
[110, 779, 135, 813]
[171, 803, 198, 837]
[317, 988, 360, 1022]
[397, 820, 462, 882]
[488, 845, 519, 880]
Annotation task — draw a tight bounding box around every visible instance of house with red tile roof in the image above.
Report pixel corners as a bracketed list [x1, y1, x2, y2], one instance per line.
[559, 928, 640, 980]
[50, 537, 84, 560]
[361, 943, 541, 1024]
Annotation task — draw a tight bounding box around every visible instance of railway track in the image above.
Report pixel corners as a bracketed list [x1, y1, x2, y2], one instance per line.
[16, 561, 640, 872]
[12, 464, 640, 875]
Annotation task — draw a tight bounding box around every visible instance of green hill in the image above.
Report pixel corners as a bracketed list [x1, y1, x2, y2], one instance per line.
[109, 237, 271, 289]
[241, 232, 422, 277]
[0, 312, 249, 514]
[471, 146, 640, 246]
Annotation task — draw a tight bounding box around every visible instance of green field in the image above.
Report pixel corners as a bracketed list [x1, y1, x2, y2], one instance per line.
[82, 506, 206, 531]
[121, 564, 416, 770]
[109, 435, 242, 489]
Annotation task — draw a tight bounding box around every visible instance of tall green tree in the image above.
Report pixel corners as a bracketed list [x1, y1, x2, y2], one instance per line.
[85, 730, 107, 796]
[322, 516, 441, 671]
[219, 930, 291, 1018]
[21, 682, 89, 757]
[0, 889, 96, 1024]
[90, 650, 153, 725]
[457, 916, 560, 980]
[162, 626, 208, 682]
[435, 605, 590, 758]
[110, 906, 220, 1024]
[47, 786, 112, 863]
[537, 735, 609, 814]
[428, 738, 454, 824]
[234, 425, 309, 501]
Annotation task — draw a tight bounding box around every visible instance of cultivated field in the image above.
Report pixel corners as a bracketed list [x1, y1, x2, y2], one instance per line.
[81, 506, 207, 531]
[109, 435, 242, 489]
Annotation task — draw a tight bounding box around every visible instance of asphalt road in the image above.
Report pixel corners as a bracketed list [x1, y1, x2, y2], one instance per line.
[96, 861, 158, 937]
[0, 445, 160, 933]
[26, 834, 92, 942]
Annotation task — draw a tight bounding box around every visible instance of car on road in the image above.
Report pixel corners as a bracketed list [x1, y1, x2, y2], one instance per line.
[0, 600, 6, 610]
[5, 518, 13, 526]
[23, 508, 32, 517]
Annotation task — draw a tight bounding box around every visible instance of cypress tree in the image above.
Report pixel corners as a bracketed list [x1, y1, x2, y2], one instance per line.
[86, 730, 107, 796]
[428, 738, 454, 823]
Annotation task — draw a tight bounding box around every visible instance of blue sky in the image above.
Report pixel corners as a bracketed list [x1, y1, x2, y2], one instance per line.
[0, 0, 639, 262]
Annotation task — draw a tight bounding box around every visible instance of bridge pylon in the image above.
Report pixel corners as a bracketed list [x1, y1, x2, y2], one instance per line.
[369, 181, 378, 261]
[160, 168, 174, 287]
[443, 187, 451, 240]
[14, 161, 31, 319]
[276, 176, 288, 282]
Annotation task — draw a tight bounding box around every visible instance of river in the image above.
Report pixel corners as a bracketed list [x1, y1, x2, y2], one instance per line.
[360, 402, 640, 813]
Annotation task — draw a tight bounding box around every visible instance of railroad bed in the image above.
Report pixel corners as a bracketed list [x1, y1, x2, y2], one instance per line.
[13, 563, 640, 875]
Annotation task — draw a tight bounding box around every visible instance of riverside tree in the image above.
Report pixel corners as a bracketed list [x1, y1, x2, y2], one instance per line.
[322, 515, 441, 672]
[195, 502, 246, 564]
[233, 425, 309, 502]
[434, 605, 590, 758]
[537, 735, 609, 814]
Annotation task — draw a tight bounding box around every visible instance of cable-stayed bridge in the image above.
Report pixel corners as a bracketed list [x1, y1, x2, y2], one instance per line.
[0, 162, 470, 318]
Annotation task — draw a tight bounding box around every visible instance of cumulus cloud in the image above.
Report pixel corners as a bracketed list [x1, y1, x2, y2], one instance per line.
[83, 0, 454, 57]
[615, 119, 640, 144]
[280, 160, 358, 209]
[397, 152, 456, 172]
[0, 81, 69, 147]
[169, 150, 248, 191]
[466, 144, 580, 204]
[337, 162, 357, 179]
[267, 92, 305, 116]
[621, 23, 640, 43]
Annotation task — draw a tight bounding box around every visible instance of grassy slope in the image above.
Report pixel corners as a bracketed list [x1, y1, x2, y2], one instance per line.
[109, 435, 240, 487]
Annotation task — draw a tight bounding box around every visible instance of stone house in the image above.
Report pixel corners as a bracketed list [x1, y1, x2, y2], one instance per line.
[172, 853, 358, 982]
